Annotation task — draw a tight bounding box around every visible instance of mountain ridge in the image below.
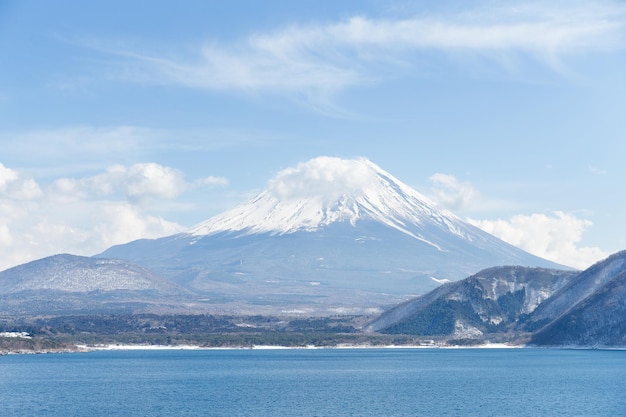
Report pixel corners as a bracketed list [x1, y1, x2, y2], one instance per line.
[368, 250, 626, 346]
[368, 265, 577, 335]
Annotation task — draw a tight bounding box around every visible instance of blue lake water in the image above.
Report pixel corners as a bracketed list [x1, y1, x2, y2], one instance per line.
[1, 348, 626, 416]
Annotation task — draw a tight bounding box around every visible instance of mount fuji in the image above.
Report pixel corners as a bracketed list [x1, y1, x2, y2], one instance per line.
[98, 157, 565, 315]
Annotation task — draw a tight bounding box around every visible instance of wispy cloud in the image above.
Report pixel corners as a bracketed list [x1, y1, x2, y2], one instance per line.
[1, 125, 282, 177]
[588, 165, 608, 175]
[3, 126, 150, 158]
[89, 1, 626, 106]
[195, 176, 229, 187]
[1, 126, 157, 178]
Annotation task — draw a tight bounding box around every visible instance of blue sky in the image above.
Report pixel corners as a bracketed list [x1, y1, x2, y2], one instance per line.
[1, 0, 625, 270]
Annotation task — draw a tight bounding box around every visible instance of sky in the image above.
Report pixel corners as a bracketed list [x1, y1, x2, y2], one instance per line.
[1, 0, 625, 271]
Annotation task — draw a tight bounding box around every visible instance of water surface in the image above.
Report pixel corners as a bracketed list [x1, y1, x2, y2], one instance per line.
[1, 348, 625, 416]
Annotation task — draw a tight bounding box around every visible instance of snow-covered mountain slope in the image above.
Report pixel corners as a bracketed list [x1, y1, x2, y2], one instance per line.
[0, 254, 182, 294]
[177, 157, 564, 274]
[367, 266, 576, 334]
[527, 250, 626, 328]
[0, 254, 192, 315]
[98, 157, 566, 315]
[188, 157, 468, 248]
[530, 251, 626, 347]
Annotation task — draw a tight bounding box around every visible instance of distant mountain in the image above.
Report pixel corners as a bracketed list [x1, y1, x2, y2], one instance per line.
[0, 254, 191, 315]
[368, 266, 577, 338]
[98, 157, 563, 315]
[0, 254, 178, 294]
[368, 250, 626, 347]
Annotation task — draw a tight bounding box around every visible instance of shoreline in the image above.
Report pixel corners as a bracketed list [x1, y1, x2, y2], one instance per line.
[75, 342, 524, 352]
[6, 343, 626, 355]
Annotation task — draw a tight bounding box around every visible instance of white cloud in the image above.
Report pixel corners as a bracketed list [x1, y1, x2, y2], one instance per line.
[0, 163, 19, 187]
[124, 163, 187, 203]
[429, 173, 478, 211]
[0, 163, 43, 200]
[0, 162, 228, 271]
[426, 172, 608, 269]
[0, 223, 11, 246]
[267, 156, 376, 201]
[95, 203, 183, 248]
[97, 1, 626, 102]
[50, 163, 189, 205]
[469, 211, 607, 269]
[0, 199, 186, 272]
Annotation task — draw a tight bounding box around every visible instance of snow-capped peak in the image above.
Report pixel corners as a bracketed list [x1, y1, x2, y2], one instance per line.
[187, 156, 466, 240]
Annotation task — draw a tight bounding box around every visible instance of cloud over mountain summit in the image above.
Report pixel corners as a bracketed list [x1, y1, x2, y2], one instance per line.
[268, 156, 380, 201]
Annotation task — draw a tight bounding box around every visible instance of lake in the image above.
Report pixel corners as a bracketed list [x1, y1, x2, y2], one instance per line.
[1, 348, 625, 416]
